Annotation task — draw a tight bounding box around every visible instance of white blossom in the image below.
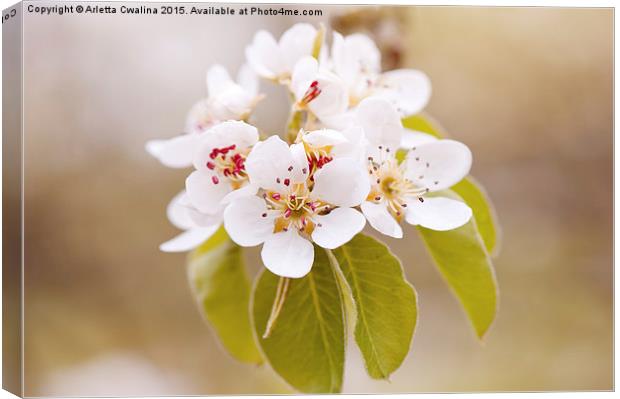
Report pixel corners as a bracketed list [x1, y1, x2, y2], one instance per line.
[224, 136, 369, 278]
[245, 23, 320, 83]
[159, 191, 222, 252]
[290, 56, 348, 122]
[356, 98, 472, 238]
[330, 32, 432, 117]
[146, 64, 261, 168]
[185, 120, 259, 214]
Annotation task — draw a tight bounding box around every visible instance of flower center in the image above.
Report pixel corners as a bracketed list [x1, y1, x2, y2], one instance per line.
[305, 148, 333, 180]
[262, 183, 331, 236]
[206, 144, 249, 188]
[367, 151, 428, 222]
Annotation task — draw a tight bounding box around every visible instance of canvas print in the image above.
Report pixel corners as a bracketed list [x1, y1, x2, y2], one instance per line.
[2, 2, 613, 396]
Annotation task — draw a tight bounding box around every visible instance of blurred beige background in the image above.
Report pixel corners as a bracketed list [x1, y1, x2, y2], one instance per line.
[20, 4, 612, 395]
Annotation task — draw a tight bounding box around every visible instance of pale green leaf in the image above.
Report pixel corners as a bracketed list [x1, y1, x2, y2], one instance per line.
[401, 113, 445, 138]
[402, 113, 501, 256]
[251, 247, 345, 393]
[332, 233, 417, 379]
[188, 227, 262, 364]
[451, 177, 500, 255]
[417, 192, 498, 339]
[325, 248, 357, 338]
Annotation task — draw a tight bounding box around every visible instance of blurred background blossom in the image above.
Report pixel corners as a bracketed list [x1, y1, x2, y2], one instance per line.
[20, 3, 611, 395]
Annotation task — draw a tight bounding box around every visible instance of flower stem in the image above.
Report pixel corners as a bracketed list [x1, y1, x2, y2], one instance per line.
[286, 108, 304, 144]
[311, 24, 325, 60]
[263, 276, 291, 338]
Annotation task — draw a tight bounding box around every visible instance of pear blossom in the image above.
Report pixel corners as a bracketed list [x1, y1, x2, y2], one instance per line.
[330, 32, 432, 117]
[185, 120, 260, 216]
[224, 136, 369, 278]
[245, 23, 320, 83]
[291, 56, 348, 122]
[159, 191, 222, 252]
[146, 64, 261, 168]
[291, 125, 367, 176]
[356, 98, 472, 238]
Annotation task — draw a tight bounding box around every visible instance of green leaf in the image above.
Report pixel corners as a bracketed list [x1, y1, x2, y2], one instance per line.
[402, 114, 501, 256]
[188, 227, 262, 364]
[417, 193, 498, 339]
[332, 234, 418, 380]
[251, 247, 345, 393]
[402, 113, 445, 138]
[451, 177, 500, 255]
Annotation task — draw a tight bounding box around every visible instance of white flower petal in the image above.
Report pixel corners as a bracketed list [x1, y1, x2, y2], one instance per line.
[312, 158, 370, 207]
[361, 201, 403, 238]
[187, 206, 223, 227]
[405, 196, 472, 231]
[210, 120, 259, 149]
[220, 183, 258, 205]
[209, 85, 256, 120]
[331, 32, 381, 89]
[331, 126, 367, 161]
[185, 99, 214, 134]
[206, 64, 234, 97]
[261, 230, 314, 278]
[375, 69, 432, 116]
[400, 128, 438, 149]
[166, 191, 194, 230]
[279, 23, 317, 72]
[307, 71, 348, 119]
[356, 97, 403, 151]
[303, 129, 348, 148]
[246, 136, 305, 191]
[320, 110, 356, 131]
[145, 134, 200, 168]
[185, 170, 231, 214]
[312, 207, 366, 249]
[223, 196, 273, 247]
[291, 56, 319, 100]
[245, 30, 282, 79]
[290, 142, 310, 177]
[404, 139, 472, 191]
[159, 225, 220, 252]
[236, 63, 259, 96]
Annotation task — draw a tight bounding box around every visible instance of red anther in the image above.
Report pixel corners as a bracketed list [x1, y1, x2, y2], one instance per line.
[272, 193, 281, 200]
[206, 162, 215, 170]
[309, 202, 317, 211]
[301, 80, 322, 104]
[283, 209, 292, 218]
[283, 178, 290, 186]
[288, 165, 293, 172]
[302, 168, 307, 174]
[211, 176, 219, 184]
[223, 169, 231, 176]
[276, 178, 281, 184]
[290, 195, 296, 200]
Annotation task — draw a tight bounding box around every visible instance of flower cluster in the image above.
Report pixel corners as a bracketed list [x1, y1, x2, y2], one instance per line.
[147, 24, 473, 278]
